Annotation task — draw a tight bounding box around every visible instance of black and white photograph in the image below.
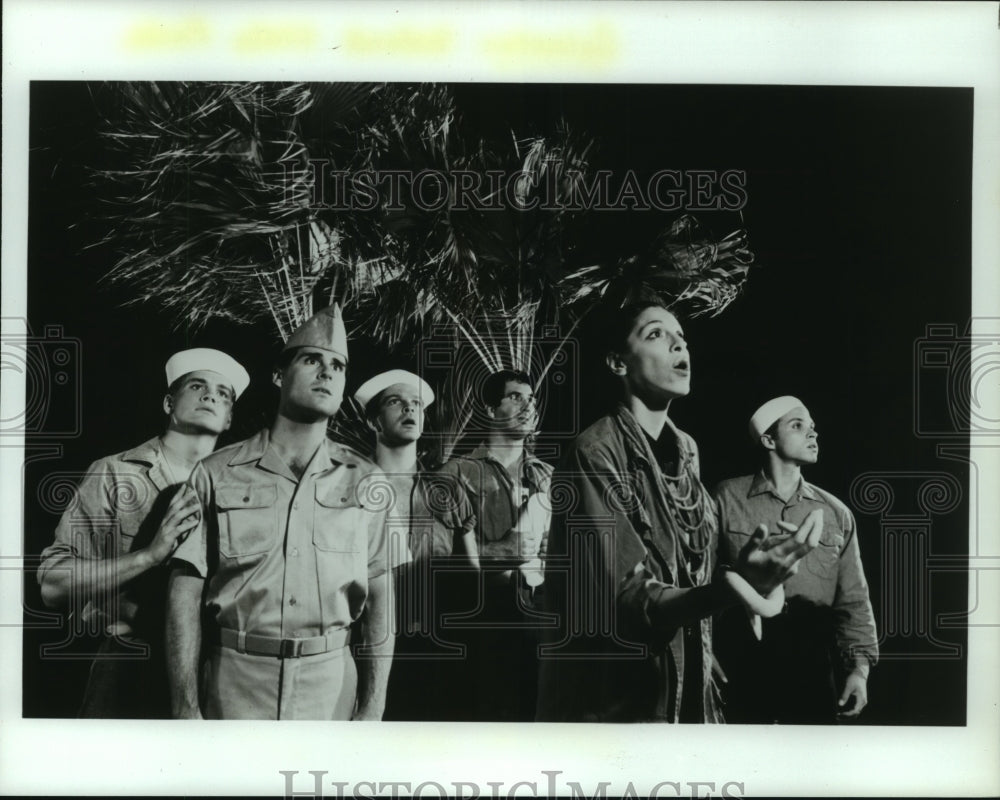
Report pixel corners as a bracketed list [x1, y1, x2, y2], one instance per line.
[3, 2, 999, 797]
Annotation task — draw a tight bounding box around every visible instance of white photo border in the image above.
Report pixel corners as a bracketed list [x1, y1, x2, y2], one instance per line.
[3, 2, 998, 797]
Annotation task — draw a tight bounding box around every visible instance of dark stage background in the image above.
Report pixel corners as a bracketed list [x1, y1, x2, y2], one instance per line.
[22, 82, 971, 724]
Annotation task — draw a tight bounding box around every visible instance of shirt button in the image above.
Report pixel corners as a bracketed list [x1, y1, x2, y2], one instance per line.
[340, 497, 347, 503]
[289, 597, 297, 606]
[291, 548, 299, 557]
[293, 502, 300, 510]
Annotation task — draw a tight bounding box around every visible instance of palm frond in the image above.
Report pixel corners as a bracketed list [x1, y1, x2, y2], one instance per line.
[90, 81, 456, 340]
[327, 395, 376, 458]
[557, 213, 756, 321]
[363, 120, 597, 371]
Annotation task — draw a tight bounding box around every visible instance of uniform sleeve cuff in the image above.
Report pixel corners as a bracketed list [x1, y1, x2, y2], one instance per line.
[849, 656, 872, 680]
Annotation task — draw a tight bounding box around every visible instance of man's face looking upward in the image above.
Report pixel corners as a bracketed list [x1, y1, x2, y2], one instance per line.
[372, 382, 426, 446]
[275, 347, 346, 421]
[165, 370, 235, 434]
[488, 380, 537, 439]
[764, 405, 819, 466]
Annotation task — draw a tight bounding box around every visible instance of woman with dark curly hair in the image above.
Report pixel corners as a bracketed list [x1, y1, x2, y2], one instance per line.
[536, 299, 822, 722]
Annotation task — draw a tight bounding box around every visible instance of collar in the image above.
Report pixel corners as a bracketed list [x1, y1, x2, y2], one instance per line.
[470, 441, 545, 461]
[468, 443, 494, 462]
[748, 470, 820, 502]
[467, 442, 550, 491]
[122, 435, 223, 469]
[227, 428, 339, 477]
[227, 429, 271, 466]
[613, 403, 684, 473]
[120, 436, 185, 492]
[468, 442, 547, 473]
[120, 436, 166, 467]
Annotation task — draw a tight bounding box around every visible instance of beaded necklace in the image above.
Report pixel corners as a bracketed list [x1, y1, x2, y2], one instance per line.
[614, 406, 717, 586]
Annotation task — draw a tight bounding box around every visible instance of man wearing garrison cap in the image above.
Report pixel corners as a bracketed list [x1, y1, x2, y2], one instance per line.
[353, 370, 477, 720]
[167, 306, 394, 720]
[713, 396, 878, 724]
[38, 348, 249, 717]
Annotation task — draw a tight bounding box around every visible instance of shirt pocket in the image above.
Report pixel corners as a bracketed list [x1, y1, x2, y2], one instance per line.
[313, 485, 366, 613]
[804, 521, 844, 579]
[215, 484, 278, 558]
[716, 525, 753, 566]
[111, 475, 158, 554]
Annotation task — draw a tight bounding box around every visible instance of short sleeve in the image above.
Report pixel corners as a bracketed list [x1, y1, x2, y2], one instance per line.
[366, 506, 389, 580]
[422, 468, 476, 538]
[169, 462, 212, 577]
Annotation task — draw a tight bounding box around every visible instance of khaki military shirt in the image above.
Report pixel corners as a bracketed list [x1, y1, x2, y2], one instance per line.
[441, 444, 553, 568]
[38, 436, 183, 717]
[714, 471, 878, 674]
[173, 429, 389, 639]
[39, 436, 181, 639]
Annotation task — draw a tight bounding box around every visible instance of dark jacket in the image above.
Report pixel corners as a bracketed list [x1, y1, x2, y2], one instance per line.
[536, 406, 724, 723]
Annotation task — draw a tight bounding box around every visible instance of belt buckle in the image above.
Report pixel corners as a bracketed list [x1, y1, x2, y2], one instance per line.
[279, 638, 303, 659]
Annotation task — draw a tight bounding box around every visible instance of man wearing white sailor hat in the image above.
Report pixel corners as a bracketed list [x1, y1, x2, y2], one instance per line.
[38, 347, 250, 718]
[355, 369, 435, 460]
[168, 305, 395, 721]
[353, 370, 437, 572]
[714, 395, 878, 724]
[353, 369, 477, 720]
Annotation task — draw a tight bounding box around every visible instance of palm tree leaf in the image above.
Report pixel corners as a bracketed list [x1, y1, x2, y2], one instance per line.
[556, 213, 756, 321]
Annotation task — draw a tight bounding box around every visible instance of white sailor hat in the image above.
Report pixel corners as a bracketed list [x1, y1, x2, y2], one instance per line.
[353, 369, 435, 412]
[165, 348, 251, 399]
[748, 395, 806, 442]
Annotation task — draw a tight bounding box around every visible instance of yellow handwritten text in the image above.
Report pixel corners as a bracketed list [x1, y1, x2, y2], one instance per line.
[344, 25, 456, 57]
[233, 22, 319, 54]
[123, 17, 212, 51]
[482, 22, 619, 70]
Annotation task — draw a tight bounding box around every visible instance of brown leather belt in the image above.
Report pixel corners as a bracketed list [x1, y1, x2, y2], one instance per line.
[217, 627, 350, 658]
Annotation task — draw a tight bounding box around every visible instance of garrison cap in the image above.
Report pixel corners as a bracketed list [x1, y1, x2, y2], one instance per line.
[283, 304, 348, 363]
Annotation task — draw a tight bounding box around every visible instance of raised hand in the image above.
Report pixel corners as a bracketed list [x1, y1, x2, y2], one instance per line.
[148, 485, 202, 565]
[736, 508, 824, 596]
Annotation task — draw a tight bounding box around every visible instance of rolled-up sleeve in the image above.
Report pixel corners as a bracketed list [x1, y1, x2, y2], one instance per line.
[441, 458, 521, 561]
[446, 476, 477, 544]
